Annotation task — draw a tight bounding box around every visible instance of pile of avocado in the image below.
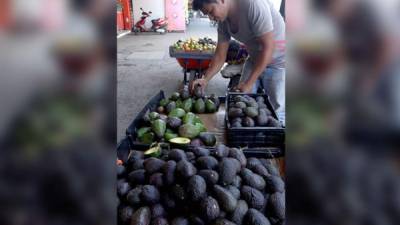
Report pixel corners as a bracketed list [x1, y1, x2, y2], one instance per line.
[117, 144, 285, 225]
[228, 95, 282, 128]
[136, 88, 219, 146]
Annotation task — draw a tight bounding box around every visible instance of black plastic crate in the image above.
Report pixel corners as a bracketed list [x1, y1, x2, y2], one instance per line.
[125, 91, 225, 150]
[225, 92, 285, 147]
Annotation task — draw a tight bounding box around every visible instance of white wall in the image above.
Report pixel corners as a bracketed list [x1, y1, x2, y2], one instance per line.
[132, 0, 165, 23]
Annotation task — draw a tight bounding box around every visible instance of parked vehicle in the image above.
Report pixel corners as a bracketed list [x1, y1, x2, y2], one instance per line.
[133, 8, 168, 34]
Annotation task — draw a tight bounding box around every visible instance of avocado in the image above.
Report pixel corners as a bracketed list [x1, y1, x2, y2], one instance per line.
[256, 114, 269, 126]
[189, 216, 205, 225]
[152, 218, 169, 225]
[256, 96, 264, 102]
[246, 101, 259, 108]
[119, 206, 134, 224]
[192, 146, 210, 157]
[251, 164, 270, 178]
[167, 117, 182, 129]
[240, 168, 266, 190]
[190, 138, 205, 147]
[231, 117, 242, 124]
[200, 196, 220, 222]
[226, 185, 241, 199]
[209, 94, 220, 108]
[244, 209, 271, 225]
[171, 217, 189, 225]
[162, 193, 176, 210]
[158, 114, 168, 123]
[176, 160, 197, 178]
[150, 203, 166, 219]
[183, 112, 196, 124]
[232, 176, 242, 188]
[213, 219, 237, 225]
[169, 108, 186, 118]
[234, 95, 246, 102]
[265, 175, 285, 193]
[117, 181, 131, 197]
[198, 132, 216, 146]
[267, 116, 281, 127]
[186, 151, 196, 161]
[198, 170, 219, 186]
[258, 103, 267, 109]
[126, 186, 143, 205]
[212, 144, 229, 159]
[176, 99, 183, 109]
[194, 85, 205, 98]
[247, 158, 262, 170]
[205, 99, 217, 113]
[241, 186, 265, 210]
[229, 200, 248, 225]
[141, 185, 160, 205]
[166, 101, 177, 113]
[170, 92, 180, 101]
[149, 173, 164, 188]
[194, 98, 206, 113]
[213, 185, 238, 212]
[144, 158, 165, 174]
[244, 107, 258, 117]
[228, 108, 244, 118]
[152, 119, 166, 138]
[171, 184, 187, 201]
[139, 132, 155, 144]
[259, 108, 271, 116]
[162, 160, 177, 185]
[168, 149, 187, 162]
[128, 150, 144, 162]
[165, 132, 178, 141]
[229, 148, 247, 168]
[130, 206, 151, 225]
[219, 158, 238, 186]
[235, 101, 247, 109]
[242, 117, 255, 127]
[137, 127, 152, 139]
[128, 169, 146, 184]
[149, 112, 160, 121]
[179, 123, 200, 139]
[263, 162, 280, 176]
[231, 122, 242, 128]
[194, 122, 207, 133]
[159, 98, 170, 107]
[197, 156, 219, 170]
[268, 192, 285, 220]
[187, 175, 207, 201]
[182, 98, 193, 112]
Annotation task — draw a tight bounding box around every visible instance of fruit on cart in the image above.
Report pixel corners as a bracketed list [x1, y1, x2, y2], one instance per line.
[170, 92, 181, 101]
[173, 37, 217, 52]
[139, 132, 155, 144]
[167, 117, 182, 129]
[205, 99, 217, 113]
[137, 127, 151, 139]
[198, 132, 216, 146]
[190, 138, 204, 147]
[166, 101, 177, 114]
[228, 108, 244, 118]
[194, 98, 206, 113]
[164, 132, 178, 141]
[144, 144, 162, 157]
[183, 112, 196, 124]
[244, 107, 258, 117]
[182, 98, 193, 112]
[157, 106, 165, 114]
[152, 119, 167, 138]
[149, 112, 160, 120]
[179, 123, 200, 139]
[117, 146, 285, 225]
[159, 98, 170, 107]
[131, 206, 151, 225]
[169, 108, 186, 118]
[169, 137, 191, 147]
[194, 123, 207, 133]
[180, 88, 190, 100]
[242, 117, 255, 127]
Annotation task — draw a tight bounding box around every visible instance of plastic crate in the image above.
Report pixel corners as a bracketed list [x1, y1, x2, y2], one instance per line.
[225, 92, 285, 147]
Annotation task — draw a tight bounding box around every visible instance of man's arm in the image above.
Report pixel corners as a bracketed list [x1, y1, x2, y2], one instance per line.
[238, 32, 274, 93]
[191, 40, 230, 91]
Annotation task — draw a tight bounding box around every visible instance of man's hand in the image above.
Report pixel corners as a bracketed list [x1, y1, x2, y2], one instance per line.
[236, 81, 254, 93]
[191, 78, 208, 93]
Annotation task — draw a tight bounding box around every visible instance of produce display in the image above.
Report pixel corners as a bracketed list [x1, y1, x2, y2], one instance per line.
[227, 95, 282, 128]
[172, 37, 217, 52]
[136, 87, 220, 146]
[117, 144, 285, 225]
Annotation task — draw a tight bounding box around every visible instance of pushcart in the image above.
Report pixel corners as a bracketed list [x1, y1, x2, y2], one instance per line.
[169, 46, 214, 84]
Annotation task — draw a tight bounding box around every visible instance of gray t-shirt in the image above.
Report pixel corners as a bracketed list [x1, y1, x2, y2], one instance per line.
[218, 0, 285, 68]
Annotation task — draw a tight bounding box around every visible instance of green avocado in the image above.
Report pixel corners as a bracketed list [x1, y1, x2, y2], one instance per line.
[182, 98, 193, 112]
[244, 107, 259, 117]
[183, 112, 196, 124]
[159, 98, 170, 107]
[152, 119, 167, 138]
[139, 132, 155, 144]
[149, 112, 160, 120]
[194, 98, 206, 113]
[170, 92, 180, 101]
[169, 108, 186, 118]
[198, 132, 216, 146]
[166, 101, 177, 114]
[178, 123, 200, 139]
[137, 127, 151, 139]
[205, 99, 217, 113]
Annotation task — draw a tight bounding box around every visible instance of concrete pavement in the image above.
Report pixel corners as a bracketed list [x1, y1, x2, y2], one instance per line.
[117, 18, 230, 141]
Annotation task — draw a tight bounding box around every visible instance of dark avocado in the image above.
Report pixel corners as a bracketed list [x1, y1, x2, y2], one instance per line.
[241, 186, 265, 210]
[197, 156, 219, 170]
[213, 185, 238, 212]
[141, 185, 160, 205]
[130, 206, 151, 225]
[187, 175, 207, 201]
[198, 170, 220, 187]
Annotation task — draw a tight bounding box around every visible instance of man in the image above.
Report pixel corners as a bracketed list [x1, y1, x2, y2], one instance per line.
[192, 0, 285, 124]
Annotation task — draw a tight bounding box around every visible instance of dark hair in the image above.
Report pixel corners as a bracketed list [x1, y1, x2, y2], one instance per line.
[192, 0, 218, 11]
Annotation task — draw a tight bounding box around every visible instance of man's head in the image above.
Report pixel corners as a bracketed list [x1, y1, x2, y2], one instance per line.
[193, 0, 230, 22]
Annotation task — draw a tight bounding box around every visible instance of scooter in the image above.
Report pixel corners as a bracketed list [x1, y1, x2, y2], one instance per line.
[133, 8, 168, 34]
